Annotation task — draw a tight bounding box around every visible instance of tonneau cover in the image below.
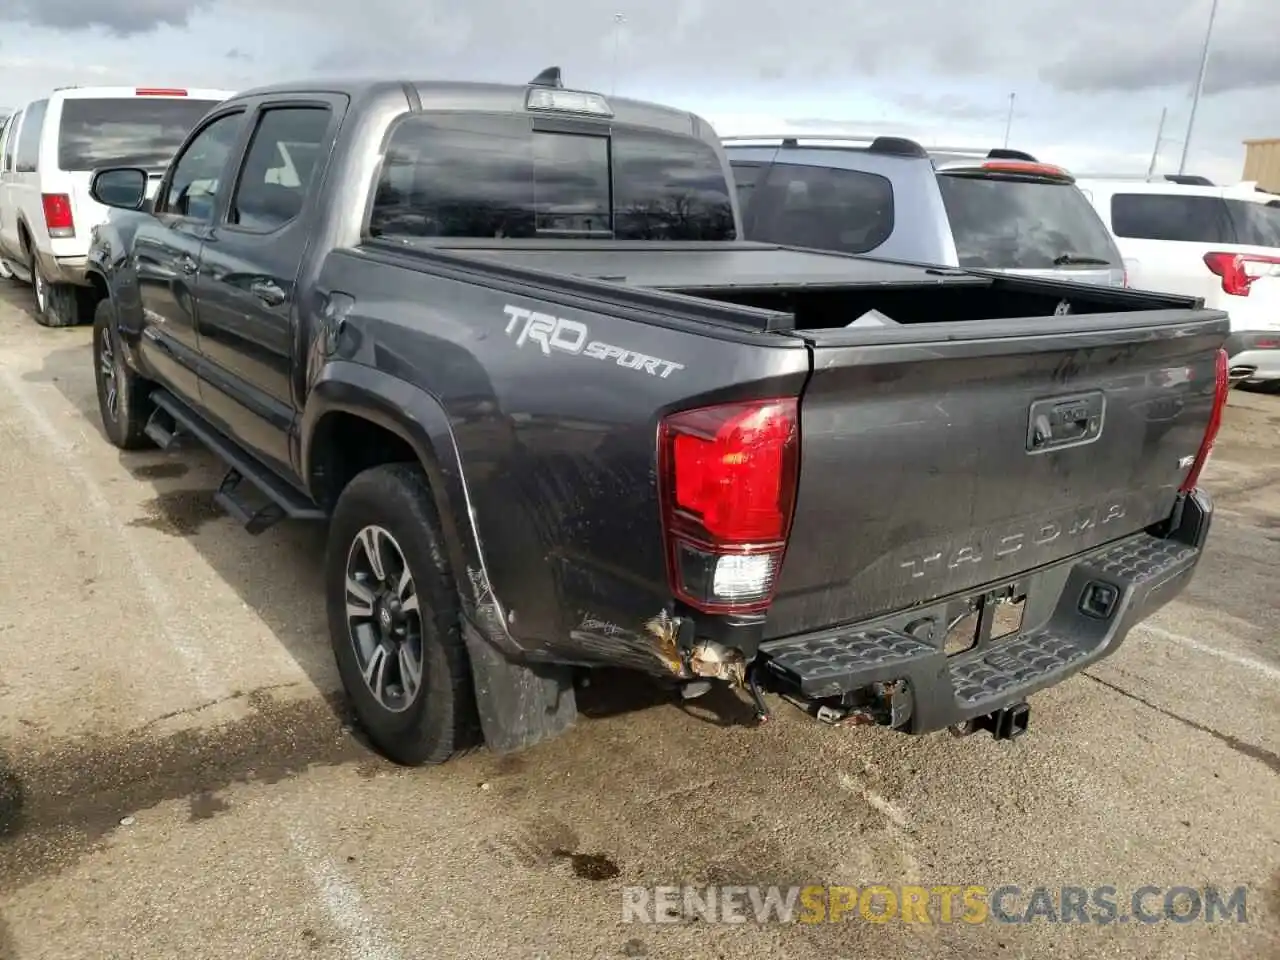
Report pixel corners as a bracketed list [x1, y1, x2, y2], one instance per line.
[398, 240, 989, 291]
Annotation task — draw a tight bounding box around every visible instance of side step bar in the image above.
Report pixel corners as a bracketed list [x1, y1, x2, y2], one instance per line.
[145, 389, 326, 535]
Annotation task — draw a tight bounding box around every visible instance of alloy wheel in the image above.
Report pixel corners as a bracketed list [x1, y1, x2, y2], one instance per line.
[32, 257, 47, 313]
[345, 525, 424, 713]
[99, 326, 119, 421]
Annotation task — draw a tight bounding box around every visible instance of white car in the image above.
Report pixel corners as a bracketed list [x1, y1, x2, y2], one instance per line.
[1076, 177, 1280, 390]
[0, 86, 234, 326]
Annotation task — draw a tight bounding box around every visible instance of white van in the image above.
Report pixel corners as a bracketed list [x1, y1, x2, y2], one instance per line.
[0, 86, 234, 326]
[1076, 177, 1280, 390]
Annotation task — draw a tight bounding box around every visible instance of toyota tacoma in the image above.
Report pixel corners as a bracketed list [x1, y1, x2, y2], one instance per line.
[83, 69, 1228, 764]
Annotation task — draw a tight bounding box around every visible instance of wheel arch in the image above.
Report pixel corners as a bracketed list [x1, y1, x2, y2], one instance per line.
[301, 362, 513, 653]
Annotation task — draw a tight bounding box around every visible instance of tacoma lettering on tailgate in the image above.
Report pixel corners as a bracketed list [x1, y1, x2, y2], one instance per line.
[899, 500, 1128, 580]
[503, 304, 685, 378]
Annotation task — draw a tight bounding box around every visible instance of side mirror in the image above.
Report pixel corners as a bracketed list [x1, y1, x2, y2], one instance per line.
[90, 167, 150, 211]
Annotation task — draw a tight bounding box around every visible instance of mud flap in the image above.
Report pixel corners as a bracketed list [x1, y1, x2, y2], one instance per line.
[462, 621, 577, 754]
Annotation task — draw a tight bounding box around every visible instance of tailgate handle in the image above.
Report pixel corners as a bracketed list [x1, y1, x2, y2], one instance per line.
[1027, 392, 1105, 453]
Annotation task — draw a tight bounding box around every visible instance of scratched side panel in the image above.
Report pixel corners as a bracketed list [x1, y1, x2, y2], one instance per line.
[319, 250, 810, 662]
[765, 321, 1225, 640]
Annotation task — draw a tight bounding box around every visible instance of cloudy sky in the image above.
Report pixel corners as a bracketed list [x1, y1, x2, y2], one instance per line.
[2, 0, 1276, 183]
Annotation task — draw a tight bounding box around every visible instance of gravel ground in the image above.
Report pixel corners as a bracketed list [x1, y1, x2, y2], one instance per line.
[0, 282, 1276, 960]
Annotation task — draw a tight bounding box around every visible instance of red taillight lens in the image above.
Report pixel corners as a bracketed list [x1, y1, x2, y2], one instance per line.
[659, 398, 799, 613]
[135, 88, 187, 97]
[1179, 347, 1229, 494]
[41, 193, 74, 238]
[1203, 251, 1280, 297]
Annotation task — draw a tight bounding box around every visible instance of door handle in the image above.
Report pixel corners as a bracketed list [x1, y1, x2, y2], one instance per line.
[250, 280, 286, 306]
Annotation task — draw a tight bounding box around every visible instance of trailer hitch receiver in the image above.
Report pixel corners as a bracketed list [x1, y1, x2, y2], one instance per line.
[977, 702, 1030, 740]
[951, 702, 1030, 741]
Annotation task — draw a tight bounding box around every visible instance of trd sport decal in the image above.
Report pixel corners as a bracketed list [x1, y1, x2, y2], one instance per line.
[503, 304, 685, 379]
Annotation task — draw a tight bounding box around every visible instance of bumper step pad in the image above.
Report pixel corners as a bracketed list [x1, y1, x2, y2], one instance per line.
[757, 529, 1204, 729]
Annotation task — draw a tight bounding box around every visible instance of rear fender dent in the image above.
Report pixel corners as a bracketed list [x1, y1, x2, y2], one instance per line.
[301, 362, 517, 654]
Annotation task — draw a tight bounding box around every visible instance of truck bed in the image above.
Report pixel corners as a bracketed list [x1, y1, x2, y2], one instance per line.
[346, 236, 1227, 653]
[384, 238, 1198, 334]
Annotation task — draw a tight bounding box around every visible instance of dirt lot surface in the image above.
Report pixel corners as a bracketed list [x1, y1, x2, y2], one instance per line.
[0, 283, 1277, 960]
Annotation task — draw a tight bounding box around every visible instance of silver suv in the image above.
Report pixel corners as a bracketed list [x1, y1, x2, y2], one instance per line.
[723, 134, 1126, 287]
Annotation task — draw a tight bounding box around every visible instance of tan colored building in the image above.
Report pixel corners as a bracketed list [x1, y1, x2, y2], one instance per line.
[1242, 138, 1280, 192]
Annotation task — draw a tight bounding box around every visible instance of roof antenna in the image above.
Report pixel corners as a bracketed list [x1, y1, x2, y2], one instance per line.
[529, 66, 563, 88]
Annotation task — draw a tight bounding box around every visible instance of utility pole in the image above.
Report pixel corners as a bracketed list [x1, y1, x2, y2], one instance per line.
[611, 13, 626, 96]
[1147, 106, 1168, 178]
[1003, 93, 1016, 148]
[1179, 0, 1219, 174]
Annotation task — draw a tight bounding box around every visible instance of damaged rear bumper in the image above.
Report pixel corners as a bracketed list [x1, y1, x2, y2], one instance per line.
[753, 489, 1212, 734]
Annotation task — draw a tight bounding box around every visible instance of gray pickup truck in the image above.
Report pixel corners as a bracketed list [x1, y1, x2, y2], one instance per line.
[83, 68, 1228, 765]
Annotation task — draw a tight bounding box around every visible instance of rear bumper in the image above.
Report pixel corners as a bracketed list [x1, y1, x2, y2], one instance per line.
[756, 489, 1212, 733]
[35, 249, 91, 287]
[1225, 331, 1280, 382]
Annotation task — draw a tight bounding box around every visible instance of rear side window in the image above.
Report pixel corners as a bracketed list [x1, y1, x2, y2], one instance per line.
[229, 106, 331, 232]
[1224, 199, 1280, 248]
[368, 114, 735, 241]
[745, 163, 893, 255]
[15, 99, 47, 173]
[1109, 193, 1232, 243]
[57, 97, 223, 172]
[936, 175, 1120, 269]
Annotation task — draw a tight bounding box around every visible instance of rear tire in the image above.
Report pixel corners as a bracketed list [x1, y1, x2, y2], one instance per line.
[326, 463, 478, 766]
[93, 299, 154, 450]
[29, 247, 80, 327]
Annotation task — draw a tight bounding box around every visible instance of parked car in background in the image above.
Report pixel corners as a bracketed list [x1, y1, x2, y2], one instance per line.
[0, 85, 233, 326]
[0, 112, 12, 281]
[722, 134, 1126, 287]
[1076, 176, 1280, 391]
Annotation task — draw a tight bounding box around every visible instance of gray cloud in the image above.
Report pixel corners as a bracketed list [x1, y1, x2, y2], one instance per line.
[888, 92, 1010, 123]
[1, 0, 206, 34]
[253, 0, 1279, 99]
[1040, 1, 1280, 94]
[9, 0, 1280, 101]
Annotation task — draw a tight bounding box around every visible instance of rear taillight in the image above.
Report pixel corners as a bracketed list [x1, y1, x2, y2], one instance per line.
[1203, 251, 1280, 297]
[658, 398, 799, 614]
[135, 88, 187, 96]
[1179, 348, 1229, 494]
[41, 193, 74, 238]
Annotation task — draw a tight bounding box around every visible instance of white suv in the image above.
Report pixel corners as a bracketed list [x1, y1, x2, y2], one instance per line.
[1076, 177, 1280, 390]
[0, 86, 233, 326]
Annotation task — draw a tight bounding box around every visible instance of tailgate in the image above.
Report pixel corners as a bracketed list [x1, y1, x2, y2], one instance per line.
[764, 309, 1227, 639]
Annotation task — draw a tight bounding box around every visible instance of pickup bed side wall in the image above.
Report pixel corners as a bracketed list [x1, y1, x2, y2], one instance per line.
[303, 248, 811, 673]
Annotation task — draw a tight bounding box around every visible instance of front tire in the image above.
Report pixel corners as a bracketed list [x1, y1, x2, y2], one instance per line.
[93, 299, 154, 449]
[326, 463, 478, 766]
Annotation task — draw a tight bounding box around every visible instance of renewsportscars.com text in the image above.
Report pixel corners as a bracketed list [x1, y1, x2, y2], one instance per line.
[622, 884, 1250, 925]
